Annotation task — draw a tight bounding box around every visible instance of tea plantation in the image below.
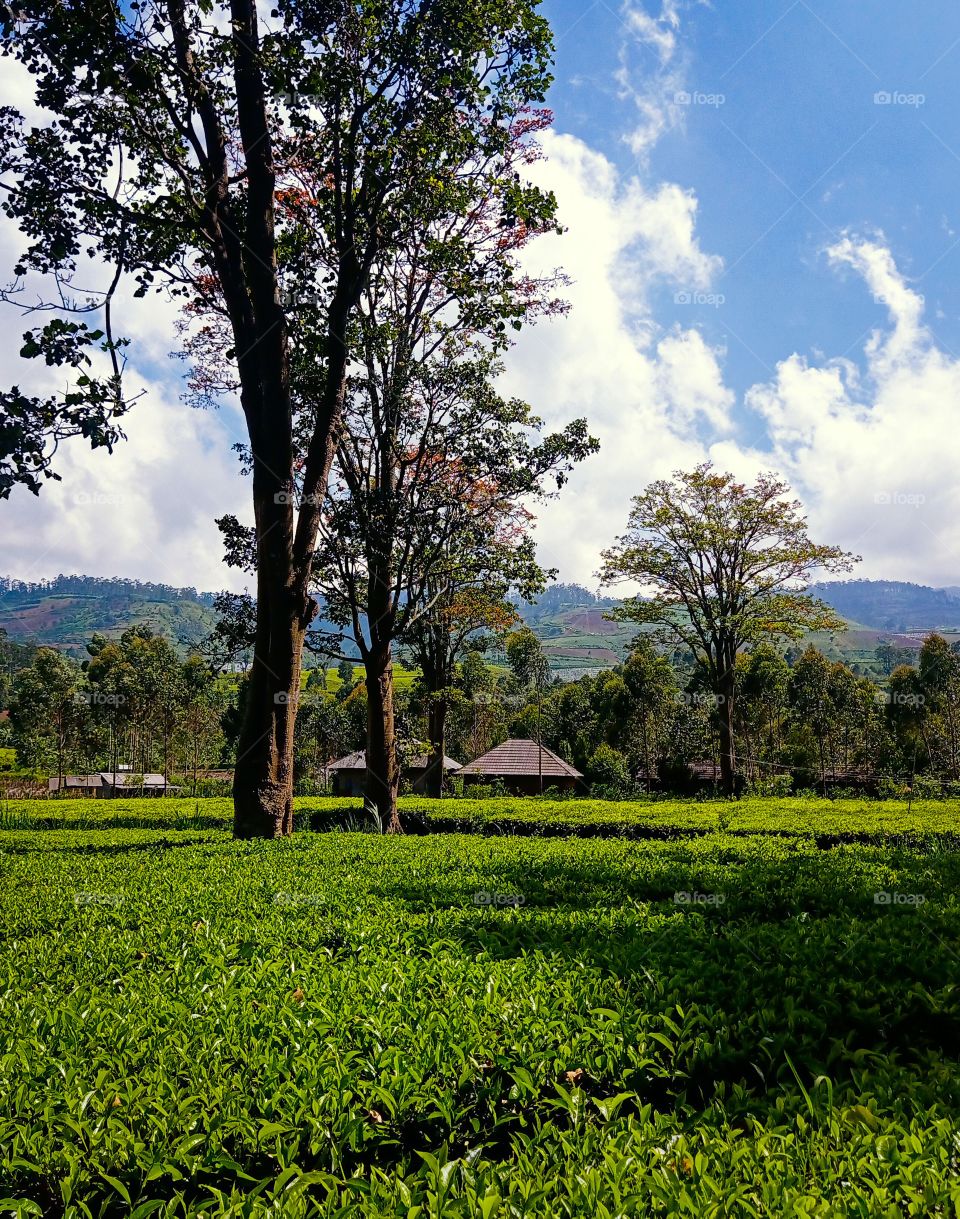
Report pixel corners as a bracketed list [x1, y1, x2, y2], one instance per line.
[1, 798, 959, 1216]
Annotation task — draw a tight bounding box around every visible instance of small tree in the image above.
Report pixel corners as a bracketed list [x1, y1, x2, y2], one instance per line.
[600, 465, 857, 795]
[621, 640, 678, 790]
[505, 627, 550, 793]
[918, 634, 960, 779]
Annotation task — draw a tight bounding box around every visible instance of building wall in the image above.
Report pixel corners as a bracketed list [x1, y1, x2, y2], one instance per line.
[332, 771, 366, 798]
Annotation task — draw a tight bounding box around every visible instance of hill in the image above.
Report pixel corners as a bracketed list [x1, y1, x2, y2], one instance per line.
[514, 583, 634, 675]
[6, 573, 960, 674]
[0, 576, 220, 658]
[809, 579, 960, 633]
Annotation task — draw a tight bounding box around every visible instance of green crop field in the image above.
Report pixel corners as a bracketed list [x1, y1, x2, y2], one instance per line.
[1, 798, 959, 1216]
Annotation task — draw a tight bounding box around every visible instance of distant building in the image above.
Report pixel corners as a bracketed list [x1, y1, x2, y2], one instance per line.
[328, 751, 462, 798]
[48, 772, 180, 798]
[459, 739, 583, 795]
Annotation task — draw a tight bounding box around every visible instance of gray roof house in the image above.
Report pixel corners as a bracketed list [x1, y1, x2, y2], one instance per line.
[328, 750, 461, 796]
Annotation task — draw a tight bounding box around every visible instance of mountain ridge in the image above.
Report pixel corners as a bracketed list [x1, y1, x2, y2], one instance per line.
[4, 574, 960, 666]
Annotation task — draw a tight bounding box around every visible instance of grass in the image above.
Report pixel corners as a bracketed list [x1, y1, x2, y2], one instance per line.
[0, 798, 959, 1215]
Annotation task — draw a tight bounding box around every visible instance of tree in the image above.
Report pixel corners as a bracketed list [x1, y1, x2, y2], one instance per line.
[585, 742, 630, 792]
[0, 0, 557, 838]
[9, 648, 86, 783]
[307, 343, 592, 826]
[887, 664, 929, 775]
[787, 646, 834, 794]
[176, 655, 226, 794]
[737, 643, 790, 771]
[918, 633, 960, 778]
[621, 640, 678, 790]
[407, 588, 519, 797]
[505, 626, 551, 793]
[600, 465, 857, 795]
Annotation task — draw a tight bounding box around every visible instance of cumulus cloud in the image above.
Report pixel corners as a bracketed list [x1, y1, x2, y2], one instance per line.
[744, 234, 960, 584]
[504, 130, 731, 587]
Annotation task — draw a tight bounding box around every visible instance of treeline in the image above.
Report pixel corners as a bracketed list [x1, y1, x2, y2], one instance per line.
[292, 630, 960, 797]
[2, 628, 228, 790]
[0, 575, 216, 607]
[5, 621, 959, 798]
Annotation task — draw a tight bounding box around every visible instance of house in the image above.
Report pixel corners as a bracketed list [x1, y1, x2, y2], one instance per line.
[48, 775, 104, 796]
[458, 738, 583, 795]
[48, 771, 180, 797]
[328, 750, 462, 797]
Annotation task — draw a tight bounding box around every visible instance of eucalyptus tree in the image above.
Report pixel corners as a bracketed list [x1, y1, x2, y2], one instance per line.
[0, 0, 558, 837]
[8, 648, 86, 785]
[601, 465, 857, 795]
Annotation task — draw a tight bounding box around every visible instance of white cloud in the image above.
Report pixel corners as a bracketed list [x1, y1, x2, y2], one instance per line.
[504, 131, 730, 588]
[0, 376, 249, 592]
[744, 234, 960, 585]
[616, 0, 690, 159]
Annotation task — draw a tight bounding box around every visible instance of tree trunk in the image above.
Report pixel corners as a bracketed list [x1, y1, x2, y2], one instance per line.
[424, 695, 448, 799]
[364, 645, 400, 832]
[233, 591, 305, 838]
[717, 664, 737, 797]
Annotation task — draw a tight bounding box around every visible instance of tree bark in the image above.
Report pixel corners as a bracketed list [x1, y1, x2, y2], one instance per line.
[364, 645, 401, 832]
[233, 551, 308, 837]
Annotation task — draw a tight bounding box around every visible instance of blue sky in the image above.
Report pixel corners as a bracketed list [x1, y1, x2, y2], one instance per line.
[3, 0, 960, 592]
[545, 0, 960, 413]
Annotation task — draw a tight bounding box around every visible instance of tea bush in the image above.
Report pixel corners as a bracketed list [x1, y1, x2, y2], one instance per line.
[0, 799, 959, 1214]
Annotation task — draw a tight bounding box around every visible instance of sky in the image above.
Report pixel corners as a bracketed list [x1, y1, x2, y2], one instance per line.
[3, 0, 960, 595]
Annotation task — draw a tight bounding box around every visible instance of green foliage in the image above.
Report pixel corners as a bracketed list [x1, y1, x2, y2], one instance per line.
[585, 743, 631, 792]
[1, 796, 960, 1213]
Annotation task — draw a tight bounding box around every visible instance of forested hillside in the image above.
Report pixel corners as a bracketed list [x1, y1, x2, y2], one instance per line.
[0, 576, 219, 657]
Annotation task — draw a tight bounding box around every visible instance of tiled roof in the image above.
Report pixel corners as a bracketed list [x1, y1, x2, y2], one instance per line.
[459, 739, 583, 779]
[329, 751, 462, 772]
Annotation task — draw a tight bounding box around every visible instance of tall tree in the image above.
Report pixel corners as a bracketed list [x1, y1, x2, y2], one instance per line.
[600, 465, 857, 795]
[0, 0, 556, 837]
[918, 633, 960, 779]
[621, 640, 678, 790]
[9, 647, 86, 784]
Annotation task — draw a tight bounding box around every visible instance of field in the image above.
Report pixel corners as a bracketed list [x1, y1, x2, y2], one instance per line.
[1, 798, 959, 1216]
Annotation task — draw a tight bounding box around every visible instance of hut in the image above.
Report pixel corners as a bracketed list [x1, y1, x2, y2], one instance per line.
[328, 750, 462, 797]
[458, 738, 582, 795]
